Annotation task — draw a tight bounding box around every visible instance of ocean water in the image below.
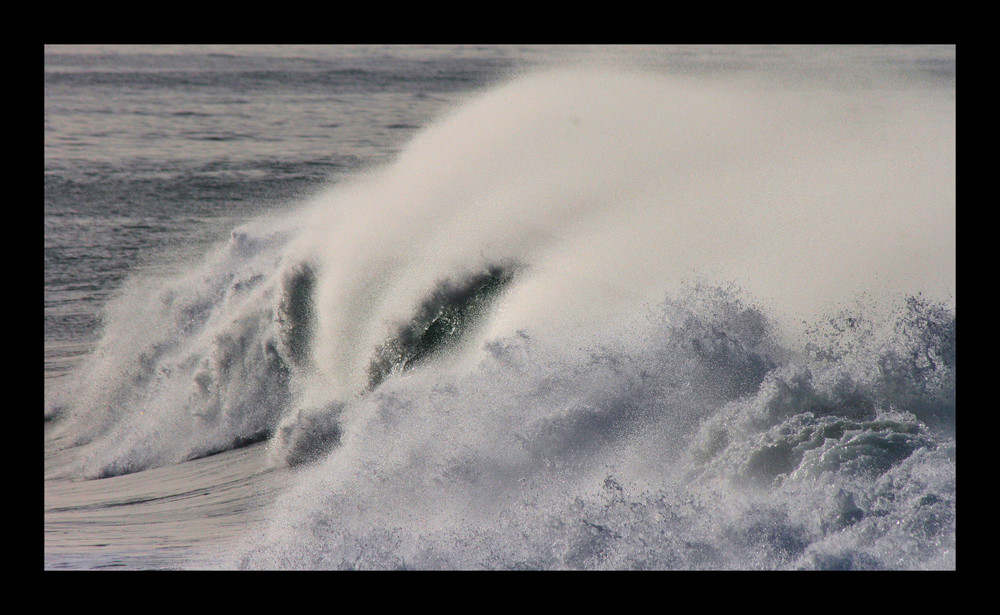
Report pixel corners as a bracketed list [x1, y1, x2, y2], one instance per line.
[43, 44, 956, 570]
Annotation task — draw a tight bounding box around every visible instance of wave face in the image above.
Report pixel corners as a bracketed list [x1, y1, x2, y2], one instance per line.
[46, 62, 955, 569]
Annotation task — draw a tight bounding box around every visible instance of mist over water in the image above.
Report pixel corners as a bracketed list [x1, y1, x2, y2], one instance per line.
[45, 48, 955, 569]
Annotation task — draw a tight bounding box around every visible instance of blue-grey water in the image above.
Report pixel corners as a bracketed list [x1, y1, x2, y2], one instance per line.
[44, 45, 955, 570]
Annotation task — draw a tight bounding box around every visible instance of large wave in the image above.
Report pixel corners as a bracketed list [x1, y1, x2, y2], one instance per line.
[232, 286, 954, 569]
[45, 66, 954, 568]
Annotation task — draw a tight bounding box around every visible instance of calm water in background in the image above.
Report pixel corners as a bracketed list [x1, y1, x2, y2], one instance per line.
[44, 45, 512, 380]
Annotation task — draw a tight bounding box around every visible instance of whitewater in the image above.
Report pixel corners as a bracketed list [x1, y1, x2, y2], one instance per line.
[44, 46, 955, 570]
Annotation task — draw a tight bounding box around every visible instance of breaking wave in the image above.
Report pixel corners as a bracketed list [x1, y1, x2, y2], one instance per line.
[45, 66, 954, 569]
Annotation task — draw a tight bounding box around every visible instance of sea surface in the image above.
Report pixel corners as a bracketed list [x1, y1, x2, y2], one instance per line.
[44, 44, 956, 570]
